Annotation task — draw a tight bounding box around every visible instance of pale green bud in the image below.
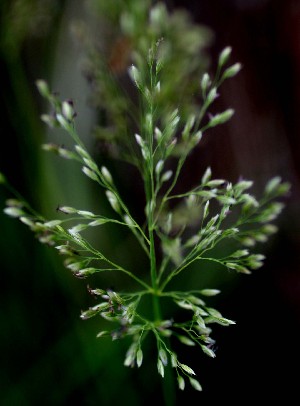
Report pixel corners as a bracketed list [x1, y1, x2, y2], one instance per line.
[217, 195, 237, 205]
[186, 194, 197, 209]
[208, 109, 234, 127]
[206, 307, 222, 318]
[206, 87, 218, 105]
[261, 224, 278, 235]
[62, 100, 75, 121]
[123, 215, 135, 227]
[177, 375, 185, 391]
[36, 79, 50, 98]
[162, 237, 182, 266]
[179, 363, 196, 376]
[201, 73, 211, 94]
[159, 349, 168, 366]
[41, 114, 57, 127]
[58, 147, 75, 160]
[96, 331, 108, 338]
[57, 206, 77, 214]
[265, 176, 282, 195]
[189, 377, 202, 391]
[234, 180, 253, 195]
[124, 346, 136, 367]
[136, 349, 143, 368]
[196, 190, 218, 199]
[106, 191, 120, 213]
[89, 218, 108, 226]
[222, 63, 242, 79]
[44, 220, 62, 228]
[200, 289, 221, 296]
[196, 315, 206, 330]
[150, 3, 167, 27]
[128, 65, 142, 90]
[203, 200, 210, 219]
[101, 166, 113, 184]
[20, 217, 35, 227]
[120, 12, 135, 35]
[145, 113, 153, 133]
[135, 133, 149, 160]
[201, 167, 212, 184]
[191, 131, 202, 146]
[163, 212, 173, 235]
[241, 237, 256, 247]
[185, 235, 201, 247]
[77, 210, 95, 217]
[218, 46, 232, 66]
[75, 145, 90, 159]
[68, 224, 88, 234]
[155, 159, 164, 175]
[82, 166, 98, 181]
[42, 143, 58, 153]
[201, 344, 216, 358]
[157, 359, 165, 378]
[277, 182, 291, 196]
[154, 127, 162, 141]
[171, 353, 178, 368]
[56, 113, 69, 130]
[178, 336, 195, 346]
[4, 207, 24, 217]
[241, 193, 259, 209]
[83, 157, 98, 172]
[166, 138, 177, 156]
[76, 268, 97, 277]
[206, 179, 225, 187]
[161, 170, 173, 182]
[230, 249, 249, 258]
[155, 81, 161, 94]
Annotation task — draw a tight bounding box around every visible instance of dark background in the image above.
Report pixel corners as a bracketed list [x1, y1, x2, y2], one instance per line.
[1, 0, 299, 404]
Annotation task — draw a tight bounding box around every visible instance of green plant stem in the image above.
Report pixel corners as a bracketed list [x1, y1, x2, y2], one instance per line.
[150, 228, 161, 320]
[145, 167, 161, 321]
[145, 57, 162, 322]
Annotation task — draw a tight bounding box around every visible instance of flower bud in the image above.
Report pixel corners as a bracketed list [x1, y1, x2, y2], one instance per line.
[218, 46, 232, 66]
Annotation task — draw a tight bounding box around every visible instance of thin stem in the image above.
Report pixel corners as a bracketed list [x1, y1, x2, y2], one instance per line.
[66, 123, 151, 251]
[160, 256, 225, 292]
[57, 228, 151, 290]
[145, 54, 161, 322]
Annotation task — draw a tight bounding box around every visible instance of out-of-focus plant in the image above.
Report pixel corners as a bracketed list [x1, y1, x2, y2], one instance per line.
[1, 0, 59, 58]
[74, 0, 212, 162]
[1, 0, 289, 394]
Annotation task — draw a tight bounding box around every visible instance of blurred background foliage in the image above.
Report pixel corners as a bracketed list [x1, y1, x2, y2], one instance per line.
[1, 0, 300, 404]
